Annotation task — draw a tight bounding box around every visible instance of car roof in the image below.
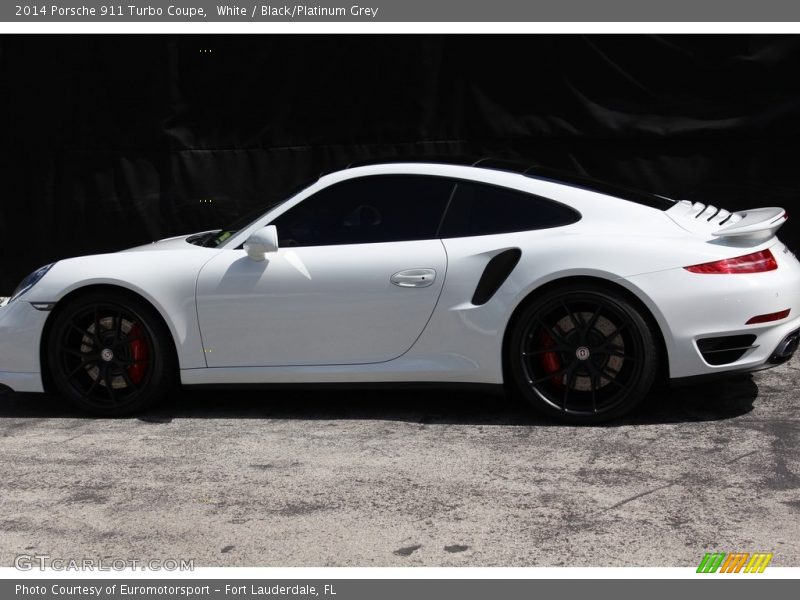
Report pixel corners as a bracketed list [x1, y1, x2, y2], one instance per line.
[333, 157, 675, 211]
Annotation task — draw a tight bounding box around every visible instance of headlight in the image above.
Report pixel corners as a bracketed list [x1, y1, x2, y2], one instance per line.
[8, 263, 55, 304]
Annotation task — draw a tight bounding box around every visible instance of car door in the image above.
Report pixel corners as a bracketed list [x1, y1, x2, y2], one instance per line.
[195, 174, 454, 367]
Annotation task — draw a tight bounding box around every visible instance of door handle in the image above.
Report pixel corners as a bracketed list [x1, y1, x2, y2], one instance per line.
[390, 269, 436, 288]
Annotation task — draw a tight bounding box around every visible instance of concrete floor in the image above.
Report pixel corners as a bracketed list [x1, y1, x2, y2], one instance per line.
[0, 363, 798, 567]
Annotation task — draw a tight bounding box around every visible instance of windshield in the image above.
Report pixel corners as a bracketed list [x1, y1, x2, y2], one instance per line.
[191, 179, 318, 248]
[194, 204, 276, 248]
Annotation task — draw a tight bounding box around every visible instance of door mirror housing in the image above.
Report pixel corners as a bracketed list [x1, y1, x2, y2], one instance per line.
[244, 225, 279, 261]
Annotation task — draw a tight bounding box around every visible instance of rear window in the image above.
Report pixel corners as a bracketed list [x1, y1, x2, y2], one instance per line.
[439, 181, 581, 238]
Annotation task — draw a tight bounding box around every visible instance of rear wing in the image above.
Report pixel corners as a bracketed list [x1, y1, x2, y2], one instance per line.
[667, 200, 787, 241]
[711, 207, 788, 239]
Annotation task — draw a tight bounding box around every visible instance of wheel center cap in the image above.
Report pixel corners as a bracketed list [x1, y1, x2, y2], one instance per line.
[575, 346, 591, 361]
[100, 348, 114, 362]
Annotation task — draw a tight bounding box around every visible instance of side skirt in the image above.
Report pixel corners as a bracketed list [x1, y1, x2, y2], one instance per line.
[183, 381, 506, 395]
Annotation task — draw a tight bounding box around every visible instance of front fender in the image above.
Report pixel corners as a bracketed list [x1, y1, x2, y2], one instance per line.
[29, 249, 220, 370]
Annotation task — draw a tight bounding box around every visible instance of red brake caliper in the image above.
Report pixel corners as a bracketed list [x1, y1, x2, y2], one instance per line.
[127, 324, 149, 385]
[539, 330, 563, 388]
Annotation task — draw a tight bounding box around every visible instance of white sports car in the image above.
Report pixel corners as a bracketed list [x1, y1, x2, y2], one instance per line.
[1, 159, 798, 423]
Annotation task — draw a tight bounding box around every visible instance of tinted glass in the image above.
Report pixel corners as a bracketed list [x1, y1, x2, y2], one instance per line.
[272, 175, 454, 247]
[439, 181, 581, 238]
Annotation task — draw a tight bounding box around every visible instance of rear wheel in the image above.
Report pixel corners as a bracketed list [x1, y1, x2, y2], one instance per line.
[47, 291, 176, 416]
[508, 284, 659, 423]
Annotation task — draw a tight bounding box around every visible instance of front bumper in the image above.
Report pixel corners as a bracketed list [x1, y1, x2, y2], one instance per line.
[0, 300, 48, 393]
[0, 371, 43, 393]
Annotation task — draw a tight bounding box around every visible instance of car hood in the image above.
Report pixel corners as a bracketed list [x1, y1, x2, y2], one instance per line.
[120, 232, 215, 252]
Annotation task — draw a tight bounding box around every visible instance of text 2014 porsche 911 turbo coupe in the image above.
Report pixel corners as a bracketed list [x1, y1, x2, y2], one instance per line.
[1, 159, 798, 423]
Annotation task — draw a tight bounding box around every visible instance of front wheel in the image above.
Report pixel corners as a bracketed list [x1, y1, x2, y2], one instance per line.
[507, 284, 659, 424]
[47, 290, 177, 416]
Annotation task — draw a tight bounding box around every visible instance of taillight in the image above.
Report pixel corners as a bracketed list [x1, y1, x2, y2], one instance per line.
[684, 249, 778, 274]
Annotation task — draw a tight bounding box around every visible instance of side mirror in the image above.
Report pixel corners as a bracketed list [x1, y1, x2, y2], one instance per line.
[244, 225, 279, 261]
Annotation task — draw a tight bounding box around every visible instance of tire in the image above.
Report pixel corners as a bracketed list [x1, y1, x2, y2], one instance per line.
[47, 290, 177, 416]
[507, 283, 659, 424]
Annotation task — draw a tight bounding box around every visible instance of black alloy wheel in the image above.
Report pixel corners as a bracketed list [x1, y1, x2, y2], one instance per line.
[508, 284, 659, 423]
[48, 291, 176, 416]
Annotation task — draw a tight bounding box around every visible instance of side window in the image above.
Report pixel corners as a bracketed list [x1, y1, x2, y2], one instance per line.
[439, 181, 581, 238]
[272, 175, 454, 247]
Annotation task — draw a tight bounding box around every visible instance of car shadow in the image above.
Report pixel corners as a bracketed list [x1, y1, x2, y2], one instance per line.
[0, 375, 758, 426]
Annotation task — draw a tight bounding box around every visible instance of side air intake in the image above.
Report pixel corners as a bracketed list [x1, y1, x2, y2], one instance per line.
[472, 249, 522, 306]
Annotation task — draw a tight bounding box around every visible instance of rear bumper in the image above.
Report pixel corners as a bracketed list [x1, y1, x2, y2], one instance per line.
[671, 328, 799, 387]
[626, 241, 800, 379]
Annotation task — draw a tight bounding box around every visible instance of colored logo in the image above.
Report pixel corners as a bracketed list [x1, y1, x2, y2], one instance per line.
[697, 552, 773, 573]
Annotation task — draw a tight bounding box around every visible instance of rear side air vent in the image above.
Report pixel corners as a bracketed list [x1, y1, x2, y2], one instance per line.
[472, 248, 522, 305]
[696, 334, 758, 366]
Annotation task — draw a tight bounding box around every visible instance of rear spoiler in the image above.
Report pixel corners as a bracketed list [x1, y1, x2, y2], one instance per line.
[712, 207, 787, 239]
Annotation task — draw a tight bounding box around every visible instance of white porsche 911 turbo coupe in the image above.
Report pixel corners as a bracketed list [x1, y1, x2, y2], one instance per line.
[1, 159, 798, 423]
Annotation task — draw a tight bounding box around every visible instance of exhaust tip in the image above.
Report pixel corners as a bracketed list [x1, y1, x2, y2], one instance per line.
[770, 330, 800, 364]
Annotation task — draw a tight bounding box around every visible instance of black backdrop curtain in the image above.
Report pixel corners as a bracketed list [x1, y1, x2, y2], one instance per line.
[2, 34, 800, 293]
